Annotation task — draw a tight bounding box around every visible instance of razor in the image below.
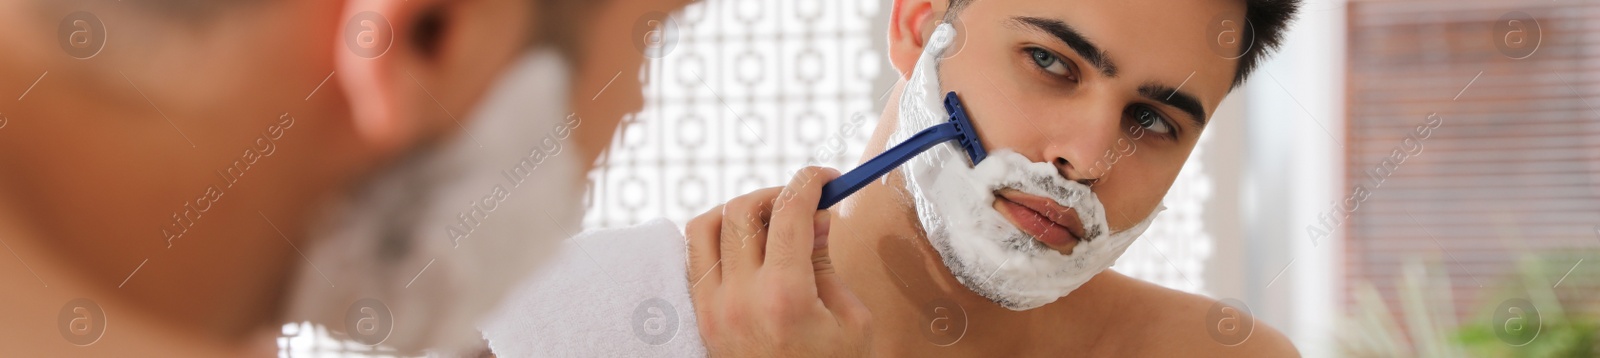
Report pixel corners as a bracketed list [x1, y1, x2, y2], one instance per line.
[817, 91, 987, 209]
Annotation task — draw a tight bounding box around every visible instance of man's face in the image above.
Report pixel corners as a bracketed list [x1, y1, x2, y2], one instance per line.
[928, 0, 1243, 252]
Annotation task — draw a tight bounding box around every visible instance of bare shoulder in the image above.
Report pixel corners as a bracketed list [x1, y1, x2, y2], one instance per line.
[1105, 273, 1300, 357]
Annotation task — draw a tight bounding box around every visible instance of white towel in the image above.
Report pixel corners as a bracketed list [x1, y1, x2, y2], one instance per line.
[480, 219, 706, 357]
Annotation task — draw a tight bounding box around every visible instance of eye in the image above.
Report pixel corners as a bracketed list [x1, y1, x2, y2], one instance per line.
[1025, 47, 1072, 78]
[1127, 105, 1174, 136]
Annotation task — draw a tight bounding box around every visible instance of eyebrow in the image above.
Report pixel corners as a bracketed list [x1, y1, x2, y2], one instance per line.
[1012, 15, 1208, 128]
[1139, 82, 1208, 127]
[1011, 16, 1117, 78]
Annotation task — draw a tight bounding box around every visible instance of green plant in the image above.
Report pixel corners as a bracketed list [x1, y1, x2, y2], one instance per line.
[1338, 254, 1599, 357]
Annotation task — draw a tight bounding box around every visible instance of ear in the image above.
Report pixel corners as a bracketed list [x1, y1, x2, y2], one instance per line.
[887, 0, 942, 80]
[337, 0, 532, 155]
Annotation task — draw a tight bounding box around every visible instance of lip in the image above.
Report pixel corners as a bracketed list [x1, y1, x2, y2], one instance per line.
[993, 190, 1086, 253]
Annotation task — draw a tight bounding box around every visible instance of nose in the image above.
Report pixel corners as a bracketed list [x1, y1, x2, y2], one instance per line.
[1051, 157, 1098, 187]
[1040, 102, 1127, 186]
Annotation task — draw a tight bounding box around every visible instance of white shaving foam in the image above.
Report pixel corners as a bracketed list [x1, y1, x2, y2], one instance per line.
[889, 24, 1164, 310]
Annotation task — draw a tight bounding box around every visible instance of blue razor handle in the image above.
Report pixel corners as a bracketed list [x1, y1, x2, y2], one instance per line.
[817, 92, 987, 209]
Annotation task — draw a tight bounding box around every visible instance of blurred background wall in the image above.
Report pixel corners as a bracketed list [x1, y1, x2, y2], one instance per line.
[1335, 0, 1599, 356]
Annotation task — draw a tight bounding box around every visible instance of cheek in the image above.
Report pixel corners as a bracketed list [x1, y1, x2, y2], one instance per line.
[935, 50, 1056, 153]
[1092, 153, 1182, 231]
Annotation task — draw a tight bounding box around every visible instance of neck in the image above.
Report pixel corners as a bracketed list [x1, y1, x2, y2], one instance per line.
[826, 176, 1001, 354]
[0, 102, 353, 346]
[0, 178, 310, 344]
[0, 201, 272, 355]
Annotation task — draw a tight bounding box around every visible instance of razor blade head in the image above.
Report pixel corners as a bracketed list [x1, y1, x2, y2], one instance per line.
[943, 91, 988, 165]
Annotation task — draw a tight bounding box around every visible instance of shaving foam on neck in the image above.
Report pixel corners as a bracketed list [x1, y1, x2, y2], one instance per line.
[890, 24, 1164, 310]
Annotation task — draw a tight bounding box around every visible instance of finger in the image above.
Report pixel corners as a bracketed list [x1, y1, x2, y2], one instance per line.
[719, 187, 781, 278]
[811, 220, 871, 328]
[765, 167, 841, 275]
[685, 205, 724, 296]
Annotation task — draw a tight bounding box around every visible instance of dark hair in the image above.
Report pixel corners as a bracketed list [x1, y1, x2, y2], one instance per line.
[945, 0, 1302, 88]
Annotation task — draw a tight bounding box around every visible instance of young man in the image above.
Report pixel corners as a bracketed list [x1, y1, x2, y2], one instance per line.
[0, 0, 694, 355]
[478, 0, 1303, 356]
[686, 0, 1304, 356]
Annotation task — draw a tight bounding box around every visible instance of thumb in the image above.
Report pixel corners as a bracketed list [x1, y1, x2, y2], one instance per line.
[811, 211, 869, 324]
